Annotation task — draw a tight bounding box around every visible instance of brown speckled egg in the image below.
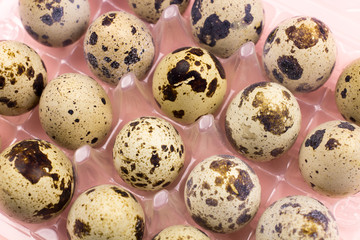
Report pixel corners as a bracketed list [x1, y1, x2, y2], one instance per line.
[184, 155, 261, 233]
[152, 225, 210, 240]
[262, 16, 336, 93]
[256, 195, 339, 240]
[19, 0, 90, 47]
[335, 58, 360, 125]
[191, 0, 264, 58]
[299, 120, 360, 197]
[113, 116, 185, 191]
[39, 73, 112, 150]
[0, 40, 47, 116]
[67, 184, 145, 240]
[128, 0, 190, 23]
[152, 47, 227, 124]
[84, 11, 155, 85]
[225, 82, 301, 162]
[0, 139, 74, 223]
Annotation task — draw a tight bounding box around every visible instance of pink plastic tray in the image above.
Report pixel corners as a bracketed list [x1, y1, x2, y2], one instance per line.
[0, 0, 360, 239]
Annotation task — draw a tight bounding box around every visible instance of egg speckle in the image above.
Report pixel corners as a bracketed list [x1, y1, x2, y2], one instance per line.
[152, 225, 210, 240]
[262, 16, 336, 92]
[0, 139, 74, 223]
[184, 155, 261, 233]
[152, 47, 227, 124]
[0, 40, 47, 116]
[67, 184, 145, 240]
[113, 116, 185, 191]
[39, 73, 112, 150]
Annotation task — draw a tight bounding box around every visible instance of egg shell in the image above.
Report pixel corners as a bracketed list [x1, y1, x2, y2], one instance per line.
[335, 58, 360, 125]
[225, 82, 301, 162]
[256, 195, 339, 240]
[191, 0, 264, 58]
[152, 47, 227, 124]
[184, 155, 261, 233]
[0, 40, 47, 116]
[84, 11, 155, 85]
[66, 184, 145, 240]
[152, 225, 210, 240]
[128, 0, 190, 23]
[19, 0, 90, 47]
[0, 139, 74, 223]
[39, 73, 112, 150]
[262, 16, 336, 93]
[113, 116, 185, 191]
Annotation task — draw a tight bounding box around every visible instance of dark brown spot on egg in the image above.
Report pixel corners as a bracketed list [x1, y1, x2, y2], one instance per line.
[240, 82, 269, 107]
[25, 26, 39, 40]
[124, 47, 140, 66]
[153, 179, 165, 187]
[172, 46, 191, 54]
[338, 121, 355, 131]
[167, 59, 190, 84]
[135, 216, 145, 240]
[345, 75, 351, 82]
[0, 76, 5, 89]
[272, 69, 284, 83]
[191, 0, 202, 25]
[26, 66, 35, 79]
[325, 138, 340, 150]
[87, 53, 98, 69]
[341, 88, 347, 98]
[295, 83, 313, 92]
[266, 27, 279, 44]
[304, 210, 329, 231]
[131, 25, 137, 35]
[17, 64, 25, 76]
[236, 209, 251, 225]
[40, 14, 54, 26]
[226, 169, 254, 201]
[209, 52, 225, 79]
[280, 202, 301, 209]
[271, 147, 284, 157]
[197, 14, 230, 47]
[52, 6, 64, 22]
[110, 61, 120, 69]
[33, 73, 45, 97]
[102, 13, 116, 26]
[150, 152, 161, 174]
[305, 129, 326, 150]
[162, 85, 178, 101]
[192, 214, 212, 230]
[111, 186, 129, 197]
[85, 189, 95, 195]
[282, 90, 291, 100]
[206, 78, 218, 97]
[89, 32, 98, 45]
[62, 39, 73, 47]
[0, 97, 17, 108]
[210, 159, 236, 175]
[206, 198, 218, 206]
[74, 219, 91, 238]
[243, 4, 253, 24]
[173, 110, 184, 119]
[277, 55, 303, 80]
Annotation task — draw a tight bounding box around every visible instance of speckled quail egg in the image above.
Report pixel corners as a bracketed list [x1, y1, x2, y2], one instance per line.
[262, 16, 336, 93]
[39, 73, 112, 150]
[152, 225, 210, 240]
[184, 155, 261, 233]
[19, 0, 90, 47]
[67, 184, 145, 240]
[152, 47, 227, 124]
[299, 120, 360, 197]
[225, 82, 301, 162]
[335, 58, 360, 125]
[128, 0, 190, 23]
[84, 11, 155, 85]
[113, 116, 185, 191]
[0, 40, 47, 116]
[256, 195, 339, 240]
[0, 139, 74, 223]
[191, 0, 264, 58]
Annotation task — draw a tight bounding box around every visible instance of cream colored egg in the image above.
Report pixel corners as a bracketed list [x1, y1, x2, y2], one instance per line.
[152, 47, 227, 124]
[191, 0, 264, 58]
[256, 195, 339, 240]
[39, 73, 112, 150]
[184, 155, 261, 233]
[113, 116, 185, 191]
[152, 225, 210, 240]
[225, 82, 301, 162]
[262, 16, 336, 92]
[0, 40, 47, 116]
[19, 0, 90, 47]
[0, 139, 74, 223]
[84, 11, 155, 85]
[299, 120, 360, 197]
[67, 184, 145, 240]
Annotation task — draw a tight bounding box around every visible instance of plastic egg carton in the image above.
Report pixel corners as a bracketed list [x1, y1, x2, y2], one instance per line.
[0, 0, 360, 239]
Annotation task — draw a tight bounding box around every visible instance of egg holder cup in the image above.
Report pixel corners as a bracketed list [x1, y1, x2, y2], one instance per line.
[1, 0, 360, 239]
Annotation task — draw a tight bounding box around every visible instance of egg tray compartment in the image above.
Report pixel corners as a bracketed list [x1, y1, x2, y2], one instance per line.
[1, 0, 360, 239]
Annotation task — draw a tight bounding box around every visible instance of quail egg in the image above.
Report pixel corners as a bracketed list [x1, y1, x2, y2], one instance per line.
[67, 184, 145, 240]
[152, 47, 227, 124]
[299, 120, 360, 197]
[0, 139, 74, 223]
[113, 116, 185, 191]
[262, 16, 336, 92]
[84, 11, 155, 85]
[152, 225, 210, 240]
[39, 73, 112, 150]
[184, 155, 261, 233]
[0, 40, 47, 116]
[19, 0, 90, 47]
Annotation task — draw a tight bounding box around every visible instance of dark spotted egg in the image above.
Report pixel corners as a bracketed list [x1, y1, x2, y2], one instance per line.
[0, 139, 74, 223]
[256, 195, 339, 240]
[263, 16, 336, 93]
[66, 184, 145, 240]
[0, 40, 47, 116]
[84, 11, 155, 85]
[152, 47, 227, 124]
[190, 0, 264, 58]
[19, 0, 90, 47]
[184, 155, 261, 233]
[299, 120, 360, 197]
[113, 116, 185, 191]
[152, 225, 210, 240]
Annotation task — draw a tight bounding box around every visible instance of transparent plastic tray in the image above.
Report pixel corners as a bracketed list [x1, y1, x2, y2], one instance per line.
[0, 0, 360, 239]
